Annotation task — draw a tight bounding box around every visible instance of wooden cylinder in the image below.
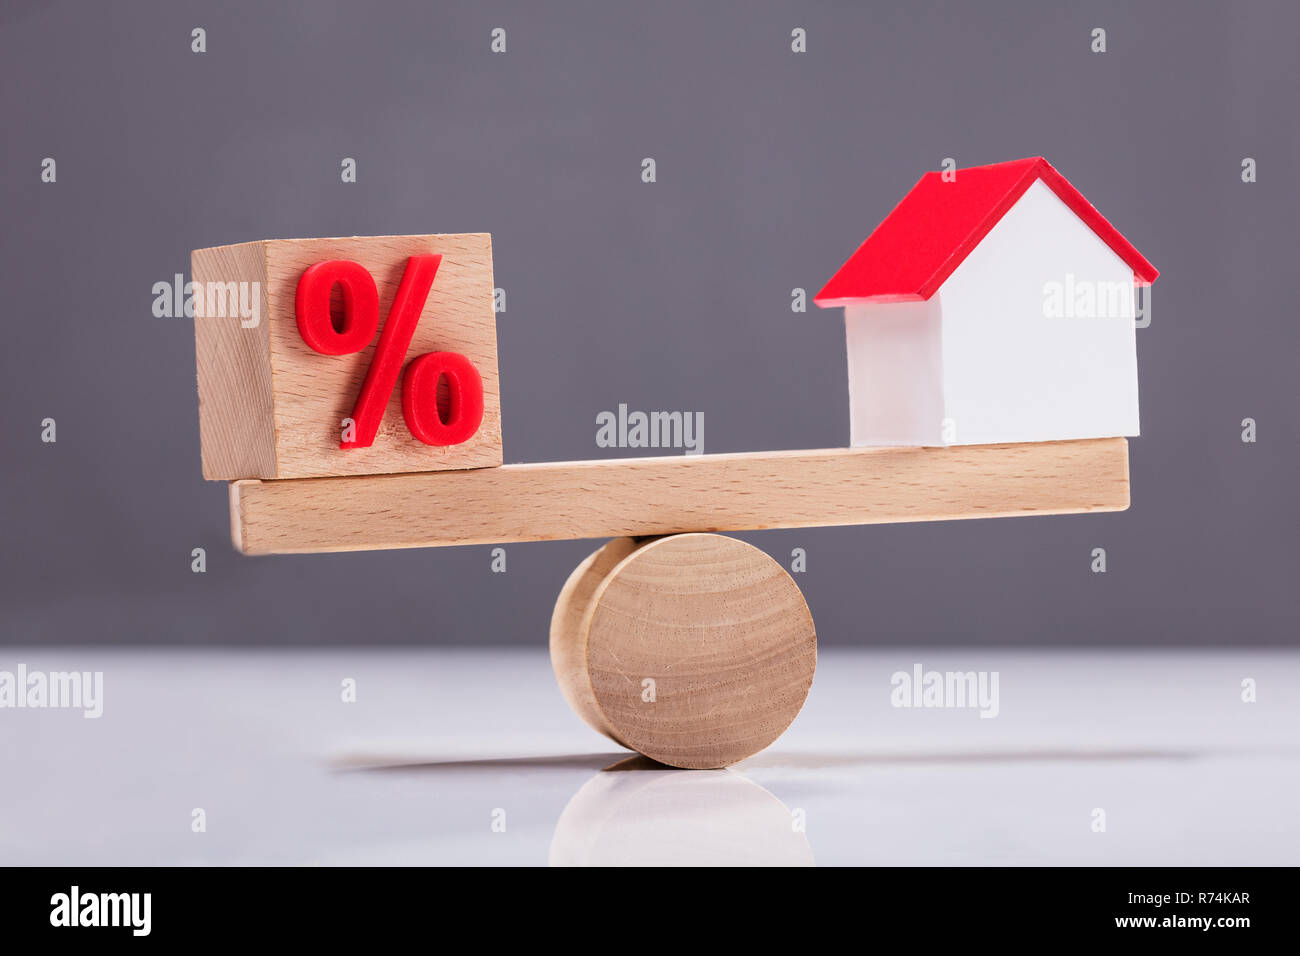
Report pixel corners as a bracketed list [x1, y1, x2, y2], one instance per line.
[549, 533, 817, 769]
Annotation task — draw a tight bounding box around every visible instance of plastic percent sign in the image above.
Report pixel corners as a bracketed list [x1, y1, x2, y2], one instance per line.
[294, 255, 484, 449]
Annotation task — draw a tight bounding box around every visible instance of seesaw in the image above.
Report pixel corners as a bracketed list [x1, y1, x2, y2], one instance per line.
[190, 157, 1156, 769]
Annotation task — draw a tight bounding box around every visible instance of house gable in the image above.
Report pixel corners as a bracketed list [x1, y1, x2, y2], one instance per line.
[936, 179, 1140, 445]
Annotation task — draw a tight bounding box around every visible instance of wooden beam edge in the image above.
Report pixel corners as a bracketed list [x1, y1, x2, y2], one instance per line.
[228, 438, 1130, 555]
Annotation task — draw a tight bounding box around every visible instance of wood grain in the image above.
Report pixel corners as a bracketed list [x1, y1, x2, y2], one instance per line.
[549, 537, 642, 746]
[573, 533, 817, 769]
[192, 240, 275, 479]
[229, 437, 1129, 554]
[192, 234, 502, 480]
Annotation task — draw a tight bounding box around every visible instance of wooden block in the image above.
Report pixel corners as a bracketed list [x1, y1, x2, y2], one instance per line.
[192, 234, 502, 480]
[229, 437, 1129, 554]
[549, 533, 818, 769]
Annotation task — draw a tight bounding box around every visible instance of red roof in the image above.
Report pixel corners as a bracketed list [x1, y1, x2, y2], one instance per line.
[814, 157, 1158, 307]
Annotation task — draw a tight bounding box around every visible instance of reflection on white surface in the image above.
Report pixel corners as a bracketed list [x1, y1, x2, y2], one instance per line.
[1, 649, 1298, 865]
[550, 757, 814, 867]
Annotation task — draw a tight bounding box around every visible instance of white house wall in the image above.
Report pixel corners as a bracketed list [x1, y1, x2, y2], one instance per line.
[844, 298, 944, 445]
[935, 178, 1140, 445]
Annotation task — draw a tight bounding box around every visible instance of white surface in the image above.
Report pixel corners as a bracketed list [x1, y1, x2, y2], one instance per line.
[1, 648, 1296, 866]
[843, 179, 1141, 447]
[845, 299, 944, 446]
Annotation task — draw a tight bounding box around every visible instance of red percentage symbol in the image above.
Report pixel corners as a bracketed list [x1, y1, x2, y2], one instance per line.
[295, 255, 484, 449]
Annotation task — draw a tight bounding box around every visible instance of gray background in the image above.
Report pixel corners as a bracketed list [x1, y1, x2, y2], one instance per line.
[1, 0, 1295, 646]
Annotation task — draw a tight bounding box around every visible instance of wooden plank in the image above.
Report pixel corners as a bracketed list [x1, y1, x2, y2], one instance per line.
[229, 438, 1128, 555]
[192, 234, 502, 480]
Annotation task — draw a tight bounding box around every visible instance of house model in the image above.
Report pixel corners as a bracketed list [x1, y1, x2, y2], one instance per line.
[815, 157, 1158, 447]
